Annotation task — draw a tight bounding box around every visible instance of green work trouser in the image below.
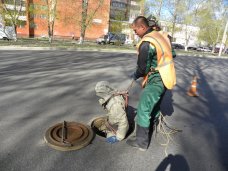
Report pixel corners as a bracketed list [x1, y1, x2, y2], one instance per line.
[136, 77, 165, 128]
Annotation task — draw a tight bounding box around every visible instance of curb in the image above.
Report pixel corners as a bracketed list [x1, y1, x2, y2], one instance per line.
[0, 46, 227, 59]
[177, 53, 228, 59]
[0, 46, 136, 53]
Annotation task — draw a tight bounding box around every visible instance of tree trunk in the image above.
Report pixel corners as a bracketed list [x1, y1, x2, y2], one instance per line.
[157, 0, 163, 18]
[184, 24, 190, 51]
[171, 11, 177, 39]
[79, 0, 88, 44]
[171, 21, 176, 39]
[48, 23, 52, 43]
[212, 43, 215, 53]
[13, 24, 17, 42]
[79, 27, 86, 44]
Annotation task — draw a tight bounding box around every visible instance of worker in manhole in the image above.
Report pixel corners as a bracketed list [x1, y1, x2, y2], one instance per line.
[95, 81, 129, 144]
[126, 16, 176, 151]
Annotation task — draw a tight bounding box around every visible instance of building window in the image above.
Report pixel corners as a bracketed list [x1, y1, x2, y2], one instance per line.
[30, 23, 37, 29]
[40, 5, 48, 10]
[18, 21, 26, 28]
[112, 2, 126, 9]
[18, 24, 25, 28]
[40, 14, 47, 19]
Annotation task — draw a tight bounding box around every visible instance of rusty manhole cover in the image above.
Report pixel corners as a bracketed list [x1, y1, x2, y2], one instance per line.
[90, 116, 108, 138]
[44, 121, 94, 151]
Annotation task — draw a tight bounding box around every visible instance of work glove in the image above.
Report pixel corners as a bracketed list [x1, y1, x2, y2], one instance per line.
[106, 136, 119, 144]
[130, 72, 138, 81]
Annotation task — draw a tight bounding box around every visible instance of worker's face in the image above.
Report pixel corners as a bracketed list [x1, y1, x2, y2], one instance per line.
[132, 23, 147, 38]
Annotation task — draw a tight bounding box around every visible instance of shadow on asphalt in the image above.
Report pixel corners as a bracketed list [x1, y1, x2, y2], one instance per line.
[155, 154, 190, 171]
[174, 56, 228, 170]
[126, 105, 137, 137]
[160, 90, 174, 117]
[0, 51, 137, 170]
[1, 51, 228, 171]
[196, 64, 228, 170]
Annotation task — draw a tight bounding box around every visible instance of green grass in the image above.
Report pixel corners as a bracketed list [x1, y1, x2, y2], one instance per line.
[0, 38, 227, 57]
[176, 49, 228, 57]
[0, 38, 135, 50]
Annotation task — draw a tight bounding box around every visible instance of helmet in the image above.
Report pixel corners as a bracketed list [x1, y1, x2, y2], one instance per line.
[95, 81, 115, 94]
[147, 15, 158, 27]
[95, 81, 116, 104]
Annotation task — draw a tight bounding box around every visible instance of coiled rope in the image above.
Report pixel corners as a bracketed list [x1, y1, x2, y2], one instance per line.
[154, 112, 182, 156]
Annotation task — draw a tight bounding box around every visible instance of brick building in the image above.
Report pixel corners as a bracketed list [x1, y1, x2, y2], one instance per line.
[1, 0, 144, 40]
[15, 0, 111, 39]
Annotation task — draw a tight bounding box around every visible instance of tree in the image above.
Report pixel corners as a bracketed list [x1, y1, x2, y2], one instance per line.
[45, 0, 57, 43]
[0, 2, 8, 36]
[165, 0, 185, 38]
[145, 0, 164, 19]
[109, 10, 124, 33]
[147, 0, 185, 37]
[79, 0, 104, 44]
[181, 0, 206, 51]
[28, 0, 58, 43]
[197, 0, 227, 52]
[0, 0, 24, 41]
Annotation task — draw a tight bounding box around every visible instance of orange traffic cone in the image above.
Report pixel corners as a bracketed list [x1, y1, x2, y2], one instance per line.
[187, 76, 199, 97]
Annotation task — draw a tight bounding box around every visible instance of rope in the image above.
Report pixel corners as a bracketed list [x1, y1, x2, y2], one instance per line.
[155, 112, 182, 156]
[127, 80, 135, 91]
[104, 120, 117, 135]
[112, 80, 135, 108]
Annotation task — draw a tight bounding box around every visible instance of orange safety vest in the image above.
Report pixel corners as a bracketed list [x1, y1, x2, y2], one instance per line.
[136, 31, 176, 89]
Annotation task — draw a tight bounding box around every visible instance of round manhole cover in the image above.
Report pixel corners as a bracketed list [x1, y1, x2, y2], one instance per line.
[44, 121, 94, 151]
[90, 116, 108, 138]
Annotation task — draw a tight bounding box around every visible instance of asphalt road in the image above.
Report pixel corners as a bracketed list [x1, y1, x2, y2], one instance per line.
[0, 50, 227, 171]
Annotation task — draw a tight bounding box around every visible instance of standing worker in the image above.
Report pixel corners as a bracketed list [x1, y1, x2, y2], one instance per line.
[126, 16, 176, 151]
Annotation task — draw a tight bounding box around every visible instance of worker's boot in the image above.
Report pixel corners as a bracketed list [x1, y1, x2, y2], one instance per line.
[126, 124, 149, 151]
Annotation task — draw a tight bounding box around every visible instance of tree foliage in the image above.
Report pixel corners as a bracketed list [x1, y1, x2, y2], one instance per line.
[197, 0, 227, 49]
[146, 0, 228, 50]
[0, 0, 25, 41]
[79, 0, 104, 44]
[45, 0, 58, 43]
[145, 0, 164, 19]
[28, 0, 58, 43]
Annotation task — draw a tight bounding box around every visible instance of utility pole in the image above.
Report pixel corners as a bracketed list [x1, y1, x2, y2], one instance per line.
[218, 20, 228, 57]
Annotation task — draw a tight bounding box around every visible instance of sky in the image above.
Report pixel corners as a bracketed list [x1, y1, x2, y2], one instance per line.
[224, 0, 228, 5]
[146, 0, 228, 21]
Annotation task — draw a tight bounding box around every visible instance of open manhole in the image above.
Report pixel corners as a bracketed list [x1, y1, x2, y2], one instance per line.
[90, 116, 108, 138]
[44, 121, 94, 151]
[90, 116, 135, 139]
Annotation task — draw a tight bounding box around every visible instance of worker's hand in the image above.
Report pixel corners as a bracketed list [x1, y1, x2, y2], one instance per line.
[130, 72, 137, 81]
[106, 136, 119, 144]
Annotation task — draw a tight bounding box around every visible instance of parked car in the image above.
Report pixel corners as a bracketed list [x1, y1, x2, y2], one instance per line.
[171, 42, 184, 49]
[108, 33, 126, 45]
[96, 35, 108, 45]
[225, 49, 228, 54]
[96, 32, 126, 45]
[124, 39, 133, 45]
[213, 47, 228, 54]
[196, 47, 211, 52]
[0, 31, 10, 41]
[213, 47, 220, 53]
[187, 46, 197, 50]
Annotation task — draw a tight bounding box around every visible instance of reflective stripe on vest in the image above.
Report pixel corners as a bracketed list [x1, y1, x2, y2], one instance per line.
[136, 31, 176, 89]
